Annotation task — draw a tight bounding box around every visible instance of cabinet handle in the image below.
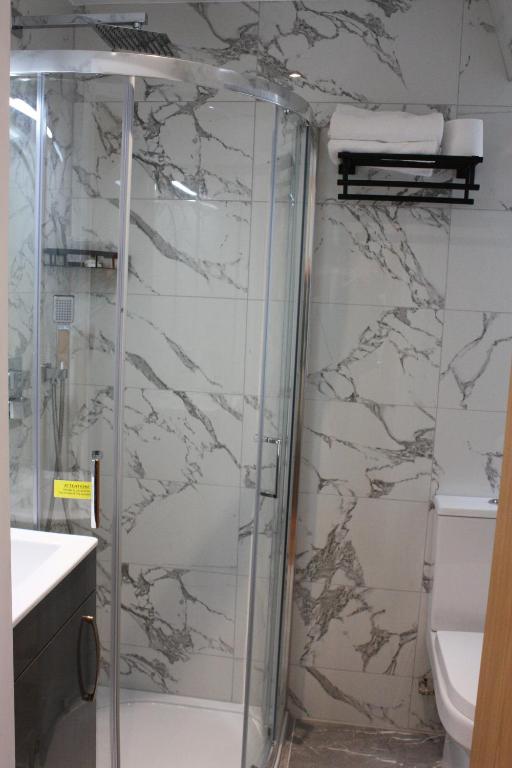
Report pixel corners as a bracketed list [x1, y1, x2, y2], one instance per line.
[260, 437, 282, 499]
[91, 450, 103, 530]
[78, 615, 100, 702]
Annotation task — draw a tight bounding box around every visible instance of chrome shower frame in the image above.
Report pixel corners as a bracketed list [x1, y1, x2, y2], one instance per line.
[10, 49, 317, 768]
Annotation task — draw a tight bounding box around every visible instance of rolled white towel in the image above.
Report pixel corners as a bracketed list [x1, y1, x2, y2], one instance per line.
[329, 104, 444, 144]
[328, 139, 439, 177]
[442, 119, 483, 157]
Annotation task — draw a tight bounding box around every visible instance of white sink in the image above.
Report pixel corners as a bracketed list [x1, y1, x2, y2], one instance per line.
[11, 528, 97, 627]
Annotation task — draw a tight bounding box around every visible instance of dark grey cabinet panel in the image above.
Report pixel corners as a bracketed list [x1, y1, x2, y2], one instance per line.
[14, 592, 97, 768]
[14, 554, 95, 681]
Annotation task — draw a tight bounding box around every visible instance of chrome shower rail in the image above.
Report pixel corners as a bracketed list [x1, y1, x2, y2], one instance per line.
[10, 50, 314, 123]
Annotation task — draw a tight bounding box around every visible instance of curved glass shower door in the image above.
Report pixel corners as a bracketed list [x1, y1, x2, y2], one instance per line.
[242, 105, 308, 768]
[9, 51, 313, 768]
[9, 71, 131, 766]
[118, 81, 308, 768]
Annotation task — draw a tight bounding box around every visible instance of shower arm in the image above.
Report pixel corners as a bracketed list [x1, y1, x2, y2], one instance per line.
[11, 12, 147, 37]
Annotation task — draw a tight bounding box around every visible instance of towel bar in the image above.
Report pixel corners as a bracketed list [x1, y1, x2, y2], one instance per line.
[337, 152, 483, 204]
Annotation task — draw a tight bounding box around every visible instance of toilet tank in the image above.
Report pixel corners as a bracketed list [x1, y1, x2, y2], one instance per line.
[431, 495, 497, 633]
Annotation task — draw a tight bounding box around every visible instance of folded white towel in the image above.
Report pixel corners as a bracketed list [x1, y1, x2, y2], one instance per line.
[442, 119, 483, 157]
[328, 139, 439, 177]
[329, 104, 444, 144]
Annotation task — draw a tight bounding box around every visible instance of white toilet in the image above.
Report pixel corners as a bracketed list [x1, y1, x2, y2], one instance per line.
[428, 495, 497, 768]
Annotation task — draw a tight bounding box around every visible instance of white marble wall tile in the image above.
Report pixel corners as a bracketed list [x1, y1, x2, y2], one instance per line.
[9, 292, 34, 372]
[413, 593, 431, 682]
[446, 211, 512, 311]
[71, 96, 257, 205]
[237, 488, 275, 579]
[128, 199, 251, 299]
[9, 462, 34, 528]
[121, 478, 239, 571]
[459, 0, 512, 107]
[123, 388, 243, 487]
[241, 394, 283, 490]
[434, 408, 505, 497]
[288, 665, 412, 728]
[290, 587, 420, 677]
[71, 101, 123, 200]
[11, 0, 74, 50]
[125, 294, 246, 392]
[245, 300, 293, 397]
[306, 304, 442, 407]
[67, 292, 247, 391]
[457, 107, 512, 210]
[438, 310, 512, 411]
[258, 0, 462, 104]
[9, 80, 37, 295]
[58, 382, 115, 473]
[45, 79, 74, 193]
[252, 101, 304, 203]
[311, 203, 450, 308]
[121, 564, 236, 657]
[131, 100, 255, 202]
[296, 494, 428, 593]
[249, 202, 299, 302]
[119, 644, 234, 700]
[234, 574, 271, 663]
[300, 400, 435, 501]
[71, 196, 251, 299]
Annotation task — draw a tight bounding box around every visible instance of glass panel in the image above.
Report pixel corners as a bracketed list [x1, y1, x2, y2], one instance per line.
[9, 76, 38, 528]
[242, 106, 307, 768]
[10, 72, 129, 768]
[120, 77, 257, 766]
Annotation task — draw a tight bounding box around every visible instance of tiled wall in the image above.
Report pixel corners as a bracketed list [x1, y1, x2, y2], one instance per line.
[275, 0, 512, 731]
[10, 0, 512, 731]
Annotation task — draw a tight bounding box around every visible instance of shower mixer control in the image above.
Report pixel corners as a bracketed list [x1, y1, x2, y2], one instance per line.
[8, 357, 30, 422]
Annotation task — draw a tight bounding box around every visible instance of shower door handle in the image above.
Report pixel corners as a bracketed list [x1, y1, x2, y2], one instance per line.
[91, 450, 103, 529]
[260, 437, 282, 499]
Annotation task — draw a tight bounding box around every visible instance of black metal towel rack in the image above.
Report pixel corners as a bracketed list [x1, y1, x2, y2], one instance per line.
[337, 152, 483, 204]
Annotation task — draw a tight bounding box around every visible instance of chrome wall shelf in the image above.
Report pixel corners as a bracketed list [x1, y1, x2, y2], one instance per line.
[337, 152, 483, 204]
[43, 248, 118, 269]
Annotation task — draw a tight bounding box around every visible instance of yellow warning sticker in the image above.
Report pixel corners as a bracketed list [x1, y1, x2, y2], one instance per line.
[54, 480, 92, 500]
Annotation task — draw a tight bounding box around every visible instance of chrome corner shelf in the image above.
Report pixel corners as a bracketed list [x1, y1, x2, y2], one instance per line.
[337, 152, 483, 204]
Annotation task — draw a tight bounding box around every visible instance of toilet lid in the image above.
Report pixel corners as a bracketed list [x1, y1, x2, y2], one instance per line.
[435, 630, 483, 720]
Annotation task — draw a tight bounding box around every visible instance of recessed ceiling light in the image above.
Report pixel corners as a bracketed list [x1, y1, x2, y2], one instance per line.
[289, 72, 303, 80]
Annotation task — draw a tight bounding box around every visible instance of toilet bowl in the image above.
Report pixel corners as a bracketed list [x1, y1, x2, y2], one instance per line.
[428, 496, 497, 767]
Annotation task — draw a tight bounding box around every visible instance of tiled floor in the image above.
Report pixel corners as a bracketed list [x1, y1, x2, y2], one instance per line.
[280, 721, 444, 768]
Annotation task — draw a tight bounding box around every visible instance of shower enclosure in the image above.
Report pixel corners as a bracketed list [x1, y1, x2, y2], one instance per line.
[8, 50, 316, 768]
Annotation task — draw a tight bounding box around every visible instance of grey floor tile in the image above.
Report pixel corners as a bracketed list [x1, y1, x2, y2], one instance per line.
[288, 721, 444, 768]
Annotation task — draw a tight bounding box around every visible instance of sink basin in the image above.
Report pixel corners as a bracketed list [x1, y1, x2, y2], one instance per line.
[11, 528, 97, 627]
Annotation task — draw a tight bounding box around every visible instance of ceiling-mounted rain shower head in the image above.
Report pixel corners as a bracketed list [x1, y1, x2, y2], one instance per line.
[94, 25, 176, 58]
[11, 12, 177, 58]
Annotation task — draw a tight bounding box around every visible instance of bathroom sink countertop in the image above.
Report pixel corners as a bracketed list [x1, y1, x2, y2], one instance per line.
[10, 528, 97, 627]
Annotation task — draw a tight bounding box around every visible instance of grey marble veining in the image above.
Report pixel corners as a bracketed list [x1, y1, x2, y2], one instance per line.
[284, 721, 443, 768]
[439, 311, 512, 411]
[311, 204, 449, 308]
[307, 306, 443, 407]
[301, 400, 435, 501]
[258, 0, 461, 104]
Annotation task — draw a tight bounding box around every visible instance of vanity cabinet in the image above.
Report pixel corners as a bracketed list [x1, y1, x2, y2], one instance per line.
[14, 550, 97, 768]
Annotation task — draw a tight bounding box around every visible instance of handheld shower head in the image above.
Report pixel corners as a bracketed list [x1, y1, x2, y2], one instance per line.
[94, 24, 176, 58]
